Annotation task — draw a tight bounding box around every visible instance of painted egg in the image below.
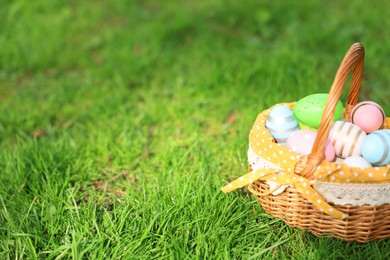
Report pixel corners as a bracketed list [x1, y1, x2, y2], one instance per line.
[266, 105, 299, 146]
[286, 130, 335, 161]
[328, 121, 367, 158]
[293, 93, 344, 129]
[361, 130, 390, 166]
[343, 155, 372, 169]
[350, 101, 385, 133]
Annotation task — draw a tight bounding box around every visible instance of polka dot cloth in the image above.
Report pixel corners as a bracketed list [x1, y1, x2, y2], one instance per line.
[222, 102, 390, 220]
[314, 161, 390, 183]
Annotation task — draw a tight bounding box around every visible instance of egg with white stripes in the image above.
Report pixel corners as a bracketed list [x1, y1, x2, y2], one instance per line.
[266, 105, 299, 146]
[328, 121, 367, 158]
[361, 130, 390, 166]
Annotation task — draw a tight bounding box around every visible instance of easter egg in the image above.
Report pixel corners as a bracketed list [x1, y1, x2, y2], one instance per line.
[361, 130, 390, 166]
[350, 101, 385, 133]
[328, 121, 367, 158]
[266, 105, 299, 146]
[286, 130, 335, 161]
[294, 93, 344, 129]
[343, 155, 372, 169]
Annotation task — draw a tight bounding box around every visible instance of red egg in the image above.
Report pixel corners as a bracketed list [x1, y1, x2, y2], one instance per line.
[351, 101, 385, 133]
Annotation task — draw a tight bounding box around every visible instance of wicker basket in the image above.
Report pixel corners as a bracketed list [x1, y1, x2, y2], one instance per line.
[222, 43, 390, 243]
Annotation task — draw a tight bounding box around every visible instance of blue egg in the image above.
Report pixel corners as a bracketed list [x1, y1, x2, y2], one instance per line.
[361, 130, 390, 166]
[266, 105, 299, 146]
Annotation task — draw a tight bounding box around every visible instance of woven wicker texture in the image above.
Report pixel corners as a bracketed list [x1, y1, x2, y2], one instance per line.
[252, 181, 390, 243]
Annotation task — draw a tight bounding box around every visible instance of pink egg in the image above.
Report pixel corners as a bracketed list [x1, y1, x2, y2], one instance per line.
[286, 130, 335, 161]
[351, 101, 385, 133]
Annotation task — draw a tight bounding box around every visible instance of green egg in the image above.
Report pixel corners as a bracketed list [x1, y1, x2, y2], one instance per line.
[293, 93, 344, 128]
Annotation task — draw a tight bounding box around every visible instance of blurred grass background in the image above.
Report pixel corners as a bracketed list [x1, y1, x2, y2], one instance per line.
[1, 0, 390, 258]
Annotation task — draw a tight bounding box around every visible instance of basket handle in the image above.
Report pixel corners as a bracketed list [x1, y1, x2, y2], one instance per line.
[298, 43, 365, 179]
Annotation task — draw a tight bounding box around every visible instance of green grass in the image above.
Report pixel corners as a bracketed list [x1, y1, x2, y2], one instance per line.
[1, 0, 390, 258]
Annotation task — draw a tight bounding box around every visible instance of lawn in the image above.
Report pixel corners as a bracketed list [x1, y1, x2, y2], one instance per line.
[1, 0, 390, 259]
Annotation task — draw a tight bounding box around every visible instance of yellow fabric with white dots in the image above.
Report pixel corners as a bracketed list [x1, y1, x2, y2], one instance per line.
[222, 102, 390, 220]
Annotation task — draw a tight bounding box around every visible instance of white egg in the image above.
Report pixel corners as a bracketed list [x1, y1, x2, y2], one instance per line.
[343, 155, 372, 169]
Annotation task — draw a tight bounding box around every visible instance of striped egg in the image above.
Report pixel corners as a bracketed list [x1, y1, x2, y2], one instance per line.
[328, 121, 367, 158]
[266, 105, 299, 146]
[350, 101, 385, 133]
[361, 130, 390, 166]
